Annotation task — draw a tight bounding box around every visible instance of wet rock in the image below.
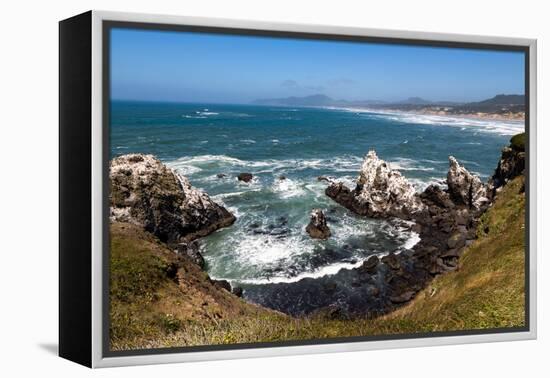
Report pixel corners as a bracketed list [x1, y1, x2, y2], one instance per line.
[216, 173, 226, 178]
[238, 173, 253, 182]
[278, 175, 287, 180]
[109, 154, 236, 244]
[306, 209, 331, 239]
[447, 156, 489, 210]
[232, 286, 243, 297]
[317, 176, 333, 183]
[176, 241, 205, 269]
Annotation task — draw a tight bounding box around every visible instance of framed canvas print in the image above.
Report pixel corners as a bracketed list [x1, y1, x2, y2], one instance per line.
[59, 10, 537, 368]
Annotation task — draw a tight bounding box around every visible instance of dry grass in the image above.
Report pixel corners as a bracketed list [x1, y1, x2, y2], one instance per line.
[110, 176, 526, 351]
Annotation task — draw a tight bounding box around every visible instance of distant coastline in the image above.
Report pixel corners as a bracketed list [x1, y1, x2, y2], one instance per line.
[252, 93, 526, 123]
[324, 105, 525, 123]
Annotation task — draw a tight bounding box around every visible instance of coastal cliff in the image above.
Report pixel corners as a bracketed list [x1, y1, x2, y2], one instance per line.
[110, 154, 236, 244]
[109, 133, 526, 348]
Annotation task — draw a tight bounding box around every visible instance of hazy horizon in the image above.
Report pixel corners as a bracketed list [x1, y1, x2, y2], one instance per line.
[110, 28, 525, 104]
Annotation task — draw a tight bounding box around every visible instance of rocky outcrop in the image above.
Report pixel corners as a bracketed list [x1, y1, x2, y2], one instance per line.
[110, 154, 236, 244]
[176, 241, 205, 269]
[447, 156, 489, 211]
[489, 133, 525, 196]
[311, 150, 489, 314]
[305, 209, 331, 239]
[326, 151, 423, 219]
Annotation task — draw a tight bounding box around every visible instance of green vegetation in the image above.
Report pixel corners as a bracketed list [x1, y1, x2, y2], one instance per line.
[510, 132, 526, 151]
[110, 176, 525, 350]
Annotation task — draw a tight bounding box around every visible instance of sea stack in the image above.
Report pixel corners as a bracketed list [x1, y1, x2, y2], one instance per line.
[109, 153, 236, 244]
[326, 150, 423, 219]
[306, 209, 331, 239]
[447, 156, 489, 210]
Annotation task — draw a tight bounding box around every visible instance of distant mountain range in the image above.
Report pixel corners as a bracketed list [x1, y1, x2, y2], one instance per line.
[251, 94, 525, 109]
[471, 94, 525, 106]
[251, 94, 386, 107]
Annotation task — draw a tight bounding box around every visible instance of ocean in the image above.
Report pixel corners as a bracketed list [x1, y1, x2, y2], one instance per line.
[110, 100, 524, 315]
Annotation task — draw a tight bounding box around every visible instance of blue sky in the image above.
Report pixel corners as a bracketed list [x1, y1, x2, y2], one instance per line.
[110, 28, 525, 104]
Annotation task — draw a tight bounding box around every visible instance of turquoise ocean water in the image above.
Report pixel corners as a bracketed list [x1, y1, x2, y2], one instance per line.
[110, 100, 524, 314]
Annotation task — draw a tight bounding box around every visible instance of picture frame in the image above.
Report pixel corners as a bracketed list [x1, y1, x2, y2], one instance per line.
[59, 10, 537, 368]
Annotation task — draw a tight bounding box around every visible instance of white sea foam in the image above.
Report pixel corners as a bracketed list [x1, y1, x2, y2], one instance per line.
[271, 177, 306, 199]
[183, 115, 207, 119]
[326, 106, 525, 136]
[166, 154, 363, 175]
[230, 260, 366, 285]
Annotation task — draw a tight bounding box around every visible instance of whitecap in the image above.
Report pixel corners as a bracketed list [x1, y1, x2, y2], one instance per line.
[271, 177, 306, 199]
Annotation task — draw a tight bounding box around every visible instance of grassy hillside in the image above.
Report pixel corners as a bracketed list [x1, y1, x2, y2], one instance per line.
[109, 222, 285, 351]
[110, 175, 525, 350]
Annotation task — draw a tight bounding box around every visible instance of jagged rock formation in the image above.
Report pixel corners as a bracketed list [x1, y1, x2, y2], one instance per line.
[305, 209, 331, 239]
[326, 151, 424, 219]
[313, 150, 488, 315]
[489, 133, 525, 195]
[109, 154, 236, 244]
[447, 156, 489, 210]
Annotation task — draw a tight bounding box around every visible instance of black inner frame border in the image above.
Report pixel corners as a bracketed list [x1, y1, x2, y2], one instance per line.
[102, 19, 531, 358]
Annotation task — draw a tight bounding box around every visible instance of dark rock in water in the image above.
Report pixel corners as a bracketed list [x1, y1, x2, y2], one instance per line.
[232, 286, 243, 297]
[306, 209, 331, 239]
[212, 279, 231, 292]
[489, 135, 525, 196]
[216, 173, 226, 178]
[176, 241, 205, 269]
[390, 291, 415, 304]
[447, 156, 489, 210]
[248, 222, 260, 229]
[317, 175, 333, 183]
[278, 175, 287, 180]
[238, 173, 253, 182]
[325, 151, 423, 219]
[109, 154, 236, 244]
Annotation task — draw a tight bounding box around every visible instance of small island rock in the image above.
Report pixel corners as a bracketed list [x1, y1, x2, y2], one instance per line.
[238, 173, 254, 182]
[306, 209, 331, 239]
